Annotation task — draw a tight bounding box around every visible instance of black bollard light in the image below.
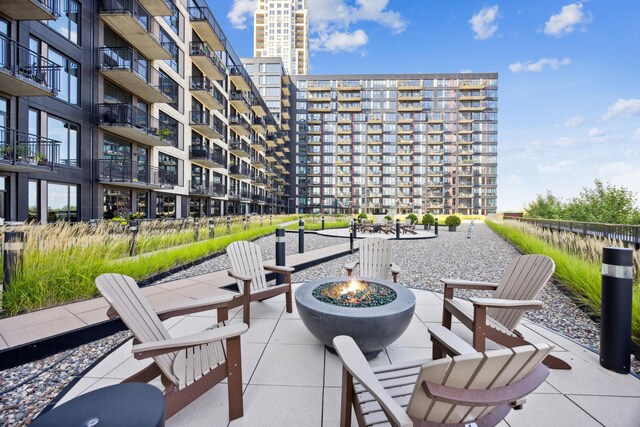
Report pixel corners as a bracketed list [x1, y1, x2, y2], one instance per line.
[275, 226, 286, 285]
[395, 219, 400, 239]
[349, 220, 354, 254]
[226, 216, 231, 234]
[434, 218, 439, 236]
[600, 247, 634, 374]
[321, 215, 325, 230]
[3, 231, 24, 297]
[298, 217, 305, 254]
[209, 220, 215, 238]
[353, 217, 357, 239]
[129, 220, 139, 256]
[270, 214, 273, 225]
[194, 217, 199, 241]
[467, 224, 472, 239]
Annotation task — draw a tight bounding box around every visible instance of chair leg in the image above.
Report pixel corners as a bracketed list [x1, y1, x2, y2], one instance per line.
[340, 367, 354, 427]
[226, 336, 244, 420]
[442, 306, 453, 330]
[286, 274, 293, 313]
[243, 297, 251, 327]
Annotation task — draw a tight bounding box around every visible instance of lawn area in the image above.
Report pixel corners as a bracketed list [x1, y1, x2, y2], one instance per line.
[1, 215, 297, 315]
[486, 219, 640, 344]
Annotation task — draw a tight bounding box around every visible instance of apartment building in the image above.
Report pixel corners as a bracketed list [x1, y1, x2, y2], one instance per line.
[253, 0, 308, 75]
[291, 74, 498, 216]
[0, 0, 290, 222]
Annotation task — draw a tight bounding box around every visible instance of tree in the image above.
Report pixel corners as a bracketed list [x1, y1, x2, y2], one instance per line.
[564, 180, 639, 224]
[524, 191, 563, 219]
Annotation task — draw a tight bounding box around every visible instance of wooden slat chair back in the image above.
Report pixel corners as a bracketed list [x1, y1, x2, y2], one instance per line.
[95, 274, 180, 385]
[227, 240, 268, 296]
[489, 255, 555, 331]
[406, 344, 552, 425]
[359, 237, 392, 280]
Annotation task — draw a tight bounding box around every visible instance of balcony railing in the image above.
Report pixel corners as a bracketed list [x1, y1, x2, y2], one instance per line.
[229, 139, 251, 157]
[187, 6, 226, 50]
[96, 159, 168, 187]
[189, 180, 225, 197]
[189, 145, 227, 168]
[189, 76, 225, 110]
[0, 34, 60, 96]
[0, 0, 59, 21]
[189, 41, 226, 80]
[98, 103, 182, 149]
[229, 164, 250, 178]
[0, 126, 60, 170]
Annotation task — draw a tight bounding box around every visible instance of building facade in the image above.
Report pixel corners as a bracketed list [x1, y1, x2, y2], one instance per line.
[1, 0, 290, 222]
[253, 0, 308, 76]
[291, 74, 498, 216]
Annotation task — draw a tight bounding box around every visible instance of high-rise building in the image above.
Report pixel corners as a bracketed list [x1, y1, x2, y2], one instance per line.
[291, 74, 498, 216]
[254, 0, 308, 75]
[0, 0, 291, 222]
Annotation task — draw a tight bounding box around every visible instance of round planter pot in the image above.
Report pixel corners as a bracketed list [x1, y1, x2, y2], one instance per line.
[449, 226, 457, 232]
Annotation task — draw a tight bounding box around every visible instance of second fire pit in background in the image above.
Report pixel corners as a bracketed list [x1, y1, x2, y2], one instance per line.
[295, 277, 416, 359]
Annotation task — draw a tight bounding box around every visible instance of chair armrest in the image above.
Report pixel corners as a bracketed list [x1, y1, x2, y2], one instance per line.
[228, 270, 252, 282]
[390, 264, 401, 275]
[263, 264, 295, 273]
[132, 323, 248, 359]
[344, 261, 359, 275]
[333, 336, 413, 427]
[470, 298, 543, 310]
[428, 325, 477, 356]
[440, 278, 499, 291]
[155, 294, 234, 320]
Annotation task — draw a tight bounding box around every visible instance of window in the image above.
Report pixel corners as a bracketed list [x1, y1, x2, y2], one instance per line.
[47, 115, 78, 167]
[48, 49, 79, 105]
[47, 0, 79, 44]
[47, 183, 77, 222]
[29, 181, 39, 222]
[163, 2, 183, 40]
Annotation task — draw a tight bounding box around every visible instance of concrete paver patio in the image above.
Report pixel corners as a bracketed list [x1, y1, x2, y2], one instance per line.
[56, 282, 640, 427]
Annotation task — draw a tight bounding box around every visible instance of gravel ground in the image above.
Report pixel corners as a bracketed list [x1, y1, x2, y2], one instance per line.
[1, 223, 637, 426]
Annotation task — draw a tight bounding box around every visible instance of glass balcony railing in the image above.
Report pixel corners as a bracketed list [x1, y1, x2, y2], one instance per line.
[0, 33, 60, 95]
[0, 125, 60, 170]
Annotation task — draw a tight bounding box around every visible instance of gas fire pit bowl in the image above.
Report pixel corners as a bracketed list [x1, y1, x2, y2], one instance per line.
[295, 276, 416, 359]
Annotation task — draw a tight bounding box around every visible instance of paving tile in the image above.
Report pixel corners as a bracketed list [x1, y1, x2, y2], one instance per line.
[166, 382, 230, 427]
[322, 386, 358, 427]
[385, 346, 433, 364]
[166, 315, 220, 337]
[105, 355, 153, 380]
[191, 272, 232, 285]
[2, 316, 87, 347]
[54, 377, 100, 407]
[229, 385, 323, 427]
[237, 342, 267, 385]
[63, 297, 110, 315]
[0, 334, 8, 350]
[83, 339, 134, 379]
[413, 303, 460, 323]
[155, 277, 202, 290]
[504, 393, 601, 427]
[244, 301, 285, 319]
[250, 343, 325, 387]
[0, 306, 73, 330]
[411, 289, 443, 303]
[269, 318, 322, 345]
[173, 283, 232, 299]
[74, 308, 110, 325]
[145, 291, 187, 308]
[387, 316, 432, 348]
[140, 285, 169, 297]
[231, 317, 278, 343]
[568, 395, 640, 426]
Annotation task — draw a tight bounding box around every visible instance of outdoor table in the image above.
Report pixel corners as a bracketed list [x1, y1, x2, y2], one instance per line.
[32, 383, 165, 427]
[372, 224, 382, 233]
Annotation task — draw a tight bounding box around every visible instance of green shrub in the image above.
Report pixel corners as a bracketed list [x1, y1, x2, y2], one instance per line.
[421, 213, 435, 225]
[357, 212, 368, 223]
[444, 215, 461, 227]
[406, 213, 418, 224]
[384, 215, 392, 221]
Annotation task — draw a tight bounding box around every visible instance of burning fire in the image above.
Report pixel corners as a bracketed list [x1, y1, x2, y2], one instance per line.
[313, 279, 397, 308]
[342, 278, 365, 295]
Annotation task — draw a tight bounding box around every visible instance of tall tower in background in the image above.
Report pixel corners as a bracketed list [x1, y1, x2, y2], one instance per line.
[254, 0, 308, 75]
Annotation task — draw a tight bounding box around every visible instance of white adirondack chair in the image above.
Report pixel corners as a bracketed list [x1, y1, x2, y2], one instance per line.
[344, 237, 401, 282]
[334, 325, 552, 427]
[440, 254, 570, 370]
[226, 240, 294, 326]
[95, 273, 247, 420]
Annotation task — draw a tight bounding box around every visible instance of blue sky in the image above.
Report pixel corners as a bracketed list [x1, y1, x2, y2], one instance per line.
[208, 0, 640, 211]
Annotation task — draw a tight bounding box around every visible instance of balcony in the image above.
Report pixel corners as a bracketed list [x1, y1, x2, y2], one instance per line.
[229, 139, 251, 158]
[229, 115, 251, 137]
[307, 104, 331, 113]
[229, 66, 251, 91]
[189, 145, 226, 169]
[251, 194, 266, 203]
[138, 0, 172, 16]
[0, 126, 59, 172]
[189, 180, 223, 197]
[308, 94, 331, 102]
[398, 103, 423, 112]
[265, 119, 277, 133]
[251, 98, 267, 116]
[250, 173, 267, 186]
[99, 48, 172, 103]
[251, 156, 266, 170]
[398, 91, 422, 101]
[98, 104, 182, 148]
[251, 117, 267, 135]
[190, 111, 224, 140]
[337, 103, 362, 112]
[0, 0, 58, 21]
[265, 134, 277, 148]
[0, 34, 59, 97]
[337, 83, 361, 91]
[459, 81, 486, 90]
[190, 41, 225, 81]
[308, 83, 332, 91]
[99, 0, 173, 60]
[189, 76, 224, 111]
[229, 91, 251, 114]
[397, 81, 422, 91]
[96, 159, 171, 189]
[250, 137, 265, 152]
[229, 164, 250, 179]
[187, 6, 225, 51]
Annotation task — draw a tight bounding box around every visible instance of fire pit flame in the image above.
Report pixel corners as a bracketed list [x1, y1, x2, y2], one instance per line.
[342, 278, 365, 295]
[312, 279, 397, 308]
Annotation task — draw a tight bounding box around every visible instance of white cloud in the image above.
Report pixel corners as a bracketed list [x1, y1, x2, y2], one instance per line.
[596, 161, 634, 177]
[538, 160, 576, 173]
[228, 0, 259, 30]
[544, 3, 592, 37]
[469, 5, 499, 40]
[553, 137, 577, 147]
[310, 29, 369, 53]
[601, 99, 640, 121]
[509, 57, 571, 73]
[634, 128, 640, 141]
[559, 115, 585, 128]
[587, 127, 605, 138]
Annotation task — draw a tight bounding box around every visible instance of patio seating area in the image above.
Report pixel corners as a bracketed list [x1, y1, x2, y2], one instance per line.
[314, 226, 436, 240]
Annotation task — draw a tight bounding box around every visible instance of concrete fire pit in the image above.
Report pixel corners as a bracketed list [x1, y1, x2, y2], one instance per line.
[295, 276, 416, 359]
